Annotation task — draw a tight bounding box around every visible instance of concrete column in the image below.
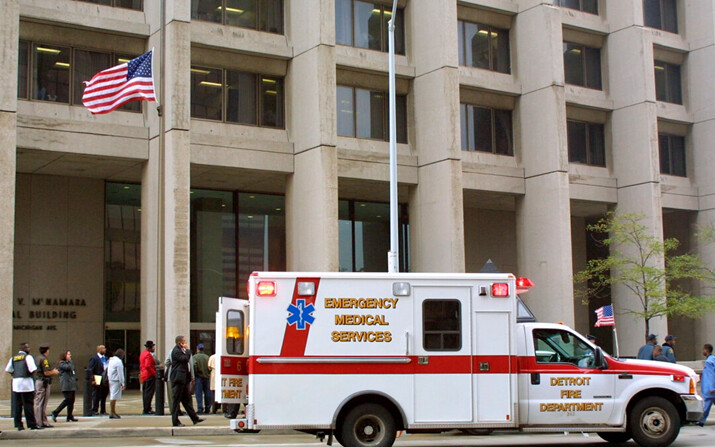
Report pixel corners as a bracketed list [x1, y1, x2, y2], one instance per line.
[285, 0, 338, 271]
[606, 15, 667, 352]
[409, 0, 465, 272]
[0, 0, 19, 399]
[685, 0, 715, 348]
[513, 4, 575, 324]
[141, 1, 192, 354]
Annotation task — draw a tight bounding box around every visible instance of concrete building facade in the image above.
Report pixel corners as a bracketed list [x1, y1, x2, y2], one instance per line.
[1, 0, 713, 396]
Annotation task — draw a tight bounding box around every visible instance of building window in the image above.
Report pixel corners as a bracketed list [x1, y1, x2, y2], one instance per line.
[423, 300, 461, 351]
[339, 200, 410, 273]
[105, 182, 141, 323]
[567, 120, 605, 167]
[563, 43, 602, 90]
[644, 0, 678, 33]
[654, 61, 682, 104]
[555, 0, 598, 14]
[75, 0, 142, 9]
[19, 41, 140, 111]
[191, 66, 285, 128]
[460, 104, 513, 155]
[335, 0, 405, 55]
[336, 86, 407, 143]
[457, 21, 510, 74]
[659, 134, 686, 176]
[191, 0, 284, 34]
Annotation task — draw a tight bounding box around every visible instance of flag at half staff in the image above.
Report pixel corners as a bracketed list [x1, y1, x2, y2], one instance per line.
[594, 304, 615, 327]
[82, 50, 156, 114]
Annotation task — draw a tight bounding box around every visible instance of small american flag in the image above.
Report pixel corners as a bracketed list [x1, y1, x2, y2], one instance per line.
[594, 304, 615, 327]
[82, 50, 156, 114]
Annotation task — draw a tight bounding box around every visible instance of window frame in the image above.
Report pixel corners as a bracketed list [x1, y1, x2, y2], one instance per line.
[643, 0, 678, 34]
[335, 0, 406, 55]
[75, 0, 143, 10]
[460, 103, 514, 156]
[457, 20, 511, 74]
[226, 309, 245, 355]
[556, 0, 598, 15]
[336, 85, 408, 143]
[190, 65, 285, 128]
[567, 119, 606, 167]
[563, 42, 602, 90]
[658, 133, 686, 177]
[191, 0, 284, 34]
[422, 299, 462, 352]
[654, 60, 683, 105]
[533, 329, 595, 368]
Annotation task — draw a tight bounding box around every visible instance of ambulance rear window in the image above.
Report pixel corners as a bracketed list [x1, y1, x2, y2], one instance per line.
[423, 299, 461, 351]
[226, 310, 245, 355]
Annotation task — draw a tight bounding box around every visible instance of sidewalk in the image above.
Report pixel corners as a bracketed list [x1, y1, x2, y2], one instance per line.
[0, 389, 244, 440]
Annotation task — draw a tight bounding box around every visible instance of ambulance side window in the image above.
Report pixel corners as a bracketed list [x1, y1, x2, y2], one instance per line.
[533, 329, 595, 367]
[226, 310, 245, 355]
[423, 299, 461, 351]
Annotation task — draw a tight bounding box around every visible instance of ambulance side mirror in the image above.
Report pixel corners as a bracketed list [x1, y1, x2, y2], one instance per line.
[594, 347, 607, 369]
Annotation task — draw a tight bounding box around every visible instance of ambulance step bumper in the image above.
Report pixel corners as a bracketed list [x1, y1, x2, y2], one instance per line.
[680, 394, 703, 422]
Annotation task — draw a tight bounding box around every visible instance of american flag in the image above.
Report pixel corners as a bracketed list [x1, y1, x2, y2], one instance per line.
[594, 304, 615, 327]
[82, 50, 156, 114]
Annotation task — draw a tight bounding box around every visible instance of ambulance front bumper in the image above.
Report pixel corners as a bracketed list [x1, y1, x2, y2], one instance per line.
[680, 394, 703, 422]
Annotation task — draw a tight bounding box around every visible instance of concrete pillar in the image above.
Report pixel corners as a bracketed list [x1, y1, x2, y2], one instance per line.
[409, 0, 465, 272]
[606, 12, 666, 353]
[285, 0, 338, 271]
[0, 0, 19, 399]
[685, 0, 715, 348]
[513, 4, 575, 324]
[141, 1, 192, 354]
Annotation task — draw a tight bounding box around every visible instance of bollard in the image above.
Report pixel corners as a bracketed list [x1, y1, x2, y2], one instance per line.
[83, 368, 93, 416]
[155, 369, 165, 415]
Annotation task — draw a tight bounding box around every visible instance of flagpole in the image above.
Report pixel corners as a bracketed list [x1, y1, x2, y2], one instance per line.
[612, 326, 620, 359]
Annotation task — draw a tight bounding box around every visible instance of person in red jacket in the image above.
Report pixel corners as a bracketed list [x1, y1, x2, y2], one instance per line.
[139, 341, 157, 415]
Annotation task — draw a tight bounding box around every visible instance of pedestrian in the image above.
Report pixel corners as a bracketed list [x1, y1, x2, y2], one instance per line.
[636, 334, 658, 360]
[139, 340, 157, 414]
[193, 344, 212, 414]
[89, 344, 109, 415]
[652, 345, 670, 362]
[207, 352, 219, 414]
[50, 350, 79, 423]
[698, 344, 715, 426]
[107, 348, 126, 419]
[34, 344, 59, 428]
[5, 342, 41, 431]
[170, 335, 205, 427]
[662, 335, 677, 363]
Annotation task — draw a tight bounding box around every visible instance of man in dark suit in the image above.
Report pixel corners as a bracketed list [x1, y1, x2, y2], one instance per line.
[88, 345, 108, 415]
[170, 335, 205, 427]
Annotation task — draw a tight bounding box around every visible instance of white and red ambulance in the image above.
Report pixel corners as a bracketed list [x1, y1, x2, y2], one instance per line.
[215, 272, 702, 447]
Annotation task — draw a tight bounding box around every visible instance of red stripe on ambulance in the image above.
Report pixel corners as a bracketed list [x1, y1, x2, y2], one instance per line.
[280, 277, 321, 356]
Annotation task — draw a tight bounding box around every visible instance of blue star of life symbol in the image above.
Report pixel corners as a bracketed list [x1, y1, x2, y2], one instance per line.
[287, 299, 315, 330]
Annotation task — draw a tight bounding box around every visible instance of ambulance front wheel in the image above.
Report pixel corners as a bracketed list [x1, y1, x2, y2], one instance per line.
[339, 403, 396, 447]
[628, 396, 680, 447]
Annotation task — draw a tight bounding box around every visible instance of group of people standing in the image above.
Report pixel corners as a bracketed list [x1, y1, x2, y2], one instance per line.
[636, 333, 678, 362]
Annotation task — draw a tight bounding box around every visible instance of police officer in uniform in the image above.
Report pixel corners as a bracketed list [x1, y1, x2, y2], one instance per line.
[4, 342, 41, 430]
[34, 344, 58, 427]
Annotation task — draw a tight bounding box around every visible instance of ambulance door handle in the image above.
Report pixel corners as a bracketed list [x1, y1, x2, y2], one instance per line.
[418, 356, 429, 365]
[531, 373, 540, 385]
[405, 331, 409, 355]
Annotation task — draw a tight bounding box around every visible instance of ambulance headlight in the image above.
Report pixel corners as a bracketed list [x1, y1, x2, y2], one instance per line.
[298, 282, 315, 296]
[393, 282, 411, 296]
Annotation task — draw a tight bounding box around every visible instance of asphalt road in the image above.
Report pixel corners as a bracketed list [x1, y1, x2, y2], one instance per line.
[3, 426, 714, 447]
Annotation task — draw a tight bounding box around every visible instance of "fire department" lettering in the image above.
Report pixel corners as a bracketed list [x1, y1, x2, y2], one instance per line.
[331, 331, 393, 342]
[335, 314, 389, 325]
[324, 298, 399, 309]
[539, 402, 603, 412]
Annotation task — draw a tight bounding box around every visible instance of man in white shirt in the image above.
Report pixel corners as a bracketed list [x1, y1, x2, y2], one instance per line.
[5, 342, 41, 431]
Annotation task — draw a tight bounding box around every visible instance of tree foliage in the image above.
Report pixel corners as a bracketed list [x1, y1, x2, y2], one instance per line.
[573, 212, 715, 341]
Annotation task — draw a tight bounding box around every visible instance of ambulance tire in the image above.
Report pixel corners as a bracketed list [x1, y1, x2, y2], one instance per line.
[628, 396, 679, 447]
[340, 403, 396, 447]
[597, 431, 631, 444]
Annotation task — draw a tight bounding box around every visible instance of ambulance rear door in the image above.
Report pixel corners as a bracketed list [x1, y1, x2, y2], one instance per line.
[215, 296, 249, 407]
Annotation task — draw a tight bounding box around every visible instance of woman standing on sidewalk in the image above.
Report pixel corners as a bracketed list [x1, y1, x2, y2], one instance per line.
[107, 349, 126, 419]
[50, 350, 78, 422]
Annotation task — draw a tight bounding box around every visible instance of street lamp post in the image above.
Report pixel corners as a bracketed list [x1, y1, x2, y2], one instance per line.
[387, 0, 399, 273]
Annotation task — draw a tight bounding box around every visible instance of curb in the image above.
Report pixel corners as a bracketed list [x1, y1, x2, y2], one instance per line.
[0, 425, 238, 440]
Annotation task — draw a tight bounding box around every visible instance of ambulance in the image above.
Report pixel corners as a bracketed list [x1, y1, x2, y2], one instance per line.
[215, 272, 703, 447]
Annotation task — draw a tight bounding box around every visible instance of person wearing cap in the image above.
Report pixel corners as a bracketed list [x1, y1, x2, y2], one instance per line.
[34, 344, 59, 427]
[637, 334, 658, 360]
[652, 345, 670, 362]
[139, 340, 157, 415]
[662, 335, 677, 363]
[192, 344, 211, 414]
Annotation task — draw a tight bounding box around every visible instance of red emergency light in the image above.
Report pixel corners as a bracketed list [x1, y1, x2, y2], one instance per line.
[492, 283, 509, 297]
[256, 281, 277, 297]
[516, 277, 535, 294]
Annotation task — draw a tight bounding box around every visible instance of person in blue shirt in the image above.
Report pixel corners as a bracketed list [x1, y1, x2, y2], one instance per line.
[698, 344, 715, 426]
[661, 335, 677, 363]
[637, 334, 658, 360]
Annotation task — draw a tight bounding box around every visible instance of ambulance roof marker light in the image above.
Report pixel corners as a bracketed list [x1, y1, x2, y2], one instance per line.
[297, 282, 315, 296]
[256, 281, 276, 297]
[392, 282, 411, 296]
[516, 277, 535, 295]
[492, 283, 509, 297]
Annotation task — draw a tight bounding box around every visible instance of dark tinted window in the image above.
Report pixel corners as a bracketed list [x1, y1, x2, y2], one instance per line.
[336, 0, 405, 55]
[33, 44, 71, 103]
[564, 43, 602, 90]
[458, 21, 510, 74]
[337, 86, 407, 143]
[659, 134, 686, 176]
[461, 104, 513, 155]
[654, 60, 682, 104]
[77, 0, 142, 9]
[191, 0, 284, 34]
[557, 0, 597, 14]
[567, 120, 605, 167]
[423, 300, 461, 351]
[644, 0, 678, 33]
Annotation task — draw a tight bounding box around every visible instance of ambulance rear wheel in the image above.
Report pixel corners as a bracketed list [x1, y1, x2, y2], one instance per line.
[597, 431, 631, 444]
[340, 403, 396, 447]
[628, 396, 679, 447]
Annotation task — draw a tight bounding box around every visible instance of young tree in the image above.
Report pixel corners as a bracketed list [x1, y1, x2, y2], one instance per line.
[574, 212, 715, 341]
